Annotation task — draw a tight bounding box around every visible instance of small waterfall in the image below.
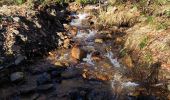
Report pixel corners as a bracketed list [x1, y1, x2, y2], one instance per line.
[105, 51, 120, 68]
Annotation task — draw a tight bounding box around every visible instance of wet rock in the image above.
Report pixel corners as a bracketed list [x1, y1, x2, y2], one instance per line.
[51, 70, 61, 78]
[0, 88, 19, 99]
[15, 55, 26, 65]
[115, 37, 123, 44]
[37, 73, 51, 85]
[0, 41, 3, 46]
[36, 95, 47, 100]
[54, 61, 64, 67]
[68, 90, 85, 100]
[31, 93, 40, 100]
[63, 24, 70, 30]
[70, 26, 78, 36]
[10, 72, 24, 82]
[13, 17, 20, 22]
[137, 95, 156, 100]
[61, 68, 82, 78]
[71, 45, 86, 60]
[95, 38, 103, 43]
[63, 38, 71, 48]
[37, 84, 54, 91]
[19, 85, 36, 94]
[88, 90, 113, 100]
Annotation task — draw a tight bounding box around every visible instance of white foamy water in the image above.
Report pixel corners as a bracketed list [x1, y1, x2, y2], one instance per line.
[122, 82, 139, 87]
[83, 53, 94, 65]
[105, 52, 120, 68]
[70, 13, 88, 26]
[76, 29, 96, 39]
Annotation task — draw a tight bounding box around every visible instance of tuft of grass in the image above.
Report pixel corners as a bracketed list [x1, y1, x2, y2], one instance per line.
[139, 36, 149, 49]
[146, 16, 154, 24]
[155, 0, 169, 5]
[156, 23, 168, 30]
[108, 0, 116, 5]
[144, 51, 153, 64]
[120, 48, 128, 57]
[164, 10, 170, 17]
[98, 5, 139, 27]
[15, 0, 25, 4]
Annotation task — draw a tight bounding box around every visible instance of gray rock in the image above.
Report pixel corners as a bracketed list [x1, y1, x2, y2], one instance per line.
[37, 84, 54, 91]
[15, 55, 25, 65]
[19, 85, 36, 94]
[0, 41, 3, 46]
[61, 68, 82, 78]
[10, 72, 24, 82]
[37, 73, 51, 85]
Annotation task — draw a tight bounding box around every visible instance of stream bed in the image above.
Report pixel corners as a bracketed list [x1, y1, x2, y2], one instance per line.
[0, 9, 169, 100]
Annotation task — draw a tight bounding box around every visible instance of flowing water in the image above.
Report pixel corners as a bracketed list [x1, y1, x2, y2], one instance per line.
[0, 12, 168, 100]
[47, 13, 142, 99]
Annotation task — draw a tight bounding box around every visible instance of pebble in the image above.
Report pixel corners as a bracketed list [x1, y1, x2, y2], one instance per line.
[10, 72, 24, 82]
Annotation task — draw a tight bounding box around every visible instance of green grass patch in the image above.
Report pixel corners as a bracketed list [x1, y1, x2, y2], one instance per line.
[165, 10, 170, 17]
[119, 48, 128, 57]
[139, 36, 149, 49]
[146, 16, 154, 24]
[15, 0, 25, 4]
[156, 23, 168, 30]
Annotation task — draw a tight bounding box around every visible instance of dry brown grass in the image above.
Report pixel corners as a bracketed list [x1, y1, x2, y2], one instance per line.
[98, 5, 140, 27]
